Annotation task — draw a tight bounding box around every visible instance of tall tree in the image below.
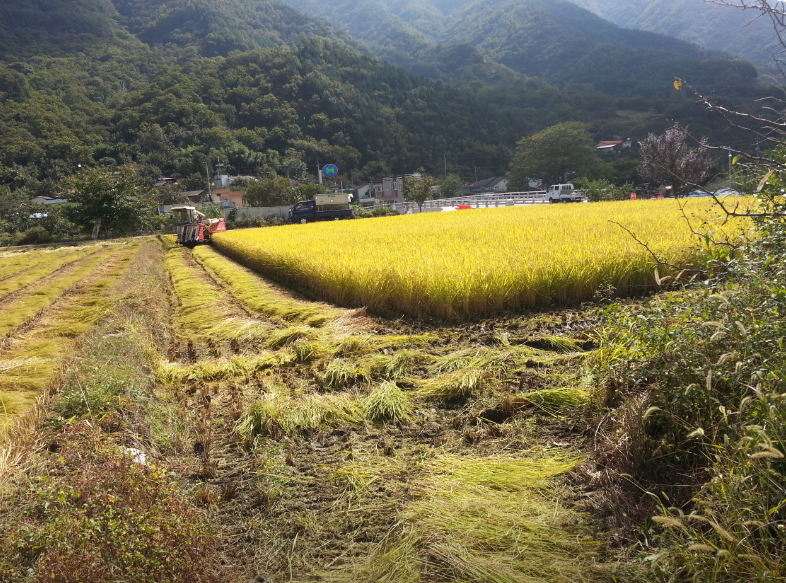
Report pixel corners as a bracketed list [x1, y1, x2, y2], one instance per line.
[437, 174, 462, 198]
[65, 167, 153, 236]
[243, 176, 295, 207]
[639, 122, 711, 197]
[404, 173, 435, 211]
[509, 122, 600, 188]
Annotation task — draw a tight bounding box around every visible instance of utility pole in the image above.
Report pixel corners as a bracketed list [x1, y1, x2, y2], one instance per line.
[205, 160, 212, 203]
[444, 153, 447, 177]
[317, 159, 322, 186]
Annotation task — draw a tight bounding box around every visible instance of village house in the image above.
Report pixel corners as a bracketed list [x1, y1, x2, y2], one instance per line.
[596, 138, 632, 154]
[461, 176, 508, 196]
[31, 196, 68, 204]
[374, 177, 405, 205]
[353, 184, 376, 207]
[211, 188, 247, 209]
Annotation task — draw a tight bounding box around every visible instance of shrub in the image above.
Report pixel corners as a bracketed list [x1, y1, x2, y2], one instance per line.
[11, 226, 53, 245]
[0, 424, 222, 583]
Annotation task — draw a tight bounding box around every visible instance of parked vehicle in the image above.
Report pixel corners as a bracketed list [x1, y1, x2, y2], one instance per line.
[546, 184, 584, 203]
[713, 188, 740, 197]
[289, 193, 354, 223]
[172, 206, 226, 247]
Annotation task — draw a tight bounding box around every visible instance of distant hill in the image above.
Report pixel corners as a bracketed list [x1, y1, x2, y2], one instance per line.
[0, 0, 122, 58]
[445, 0, 758, 95]
[0, 0, 354, 59]
[568, 0, 780, 68]
[279, 0, 758, 95]
[109, 0, 355, 56]
[0, 0, 772, 196]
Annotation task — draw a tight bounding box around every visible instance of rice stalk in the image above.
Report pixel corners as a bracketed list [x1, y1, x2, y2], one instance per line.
[324, 359, 371, 390]
[192, 245, 339, 326]
[165, 247, 271, 341]
[419, 367, 485, 401]
[363, 382, 413, 423]
[236, 391, 362, 438]
[520, 387, 591, 415]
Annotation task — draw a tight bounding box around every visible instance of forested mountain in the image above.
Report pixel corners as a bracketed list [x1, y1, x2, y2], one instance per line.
[568, 0, 779, 68]
[0, 0, 773, 207]
[110, 0, 355, 57]
[279, 0, 759, 95]
[0, 0, 124, 58]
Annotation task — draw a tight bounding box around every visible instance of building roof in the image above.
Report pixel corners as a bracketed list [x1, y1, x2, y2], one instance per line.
[472, 177, 507, 189]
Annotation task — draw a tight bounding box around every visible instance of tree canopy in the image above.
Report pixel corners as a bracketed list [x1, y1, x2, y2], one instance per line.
[509, 122, 601, 188]
[639, 122, 711, 197]
[65, 167, 153, 235]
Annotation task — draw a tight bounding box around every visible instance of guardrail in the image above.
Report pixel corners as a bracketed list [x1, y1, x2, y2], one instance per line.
[370, 191, 589, 214]
[421, 191, 553, 211]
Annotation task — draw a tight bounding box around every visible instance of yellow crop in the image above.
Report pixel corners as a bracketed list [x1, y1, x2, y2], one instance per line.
[214, 200, 754, 319]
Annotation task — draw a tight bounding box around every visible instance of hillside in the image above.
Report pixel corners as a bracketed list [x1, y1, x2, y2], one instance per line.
[445, 0, 758, 95]
[0, 0, 352, 59]
[279, 0, 759, 96]
[0, 0, 773, 200]
[110, 0, 358, 56]
[568, 0, 779, 67]
[0, 0, 123, 58]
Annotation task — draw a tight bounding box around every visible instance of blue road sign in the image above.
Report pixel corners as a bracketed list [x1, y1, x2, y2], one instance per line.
[322, 164, 338, 177]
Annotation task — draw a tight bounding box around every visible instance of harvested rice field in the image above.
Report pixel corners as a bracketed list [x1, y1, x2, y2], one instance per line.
[0, 205, 748, 582]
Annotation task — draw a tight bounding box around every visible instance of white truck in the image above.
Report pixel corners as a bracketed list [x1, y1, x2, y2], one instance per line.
[546, 184, 584, 203]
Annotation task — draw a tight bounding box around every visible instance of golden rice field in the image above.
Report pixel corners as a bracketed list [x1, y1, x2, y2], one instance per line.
[213, 199, 754, 319]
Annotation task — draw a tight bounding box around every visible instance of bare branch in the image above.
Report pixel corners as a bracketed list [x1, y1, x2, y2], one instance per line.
[609, 220, 704, 275]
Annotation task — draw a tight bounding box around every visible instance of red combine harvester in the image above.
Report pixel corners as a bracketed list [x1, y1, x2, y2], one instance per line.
[172, 206, 227, 247]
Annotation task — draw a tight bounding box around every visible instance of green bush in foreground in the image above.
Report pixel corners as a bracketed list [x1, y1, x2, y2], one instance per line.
[0, 423, 222, 583]
[595, 215, 786, 581]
